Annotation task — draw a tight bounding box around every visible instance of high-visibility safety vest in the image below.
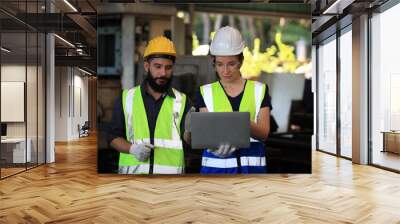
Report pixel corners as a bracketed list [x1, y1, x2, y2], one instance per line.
[118, 86, 186, 174]
[200, 80, 267, 174]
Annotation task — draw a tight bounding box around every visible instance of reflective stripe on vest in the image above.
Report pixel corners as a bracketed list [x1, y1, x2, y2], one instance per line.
[201, 156, 266, 169]
[119, 87, 186, 174]
[119, 164, 183, 174]
[200, 80, 266, 142]
[133, 138, 184, 150]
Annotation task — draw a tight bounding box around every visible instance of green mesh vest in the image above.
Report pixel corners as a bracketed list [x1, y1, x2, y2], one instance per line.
[200, 80, 266, 142]
[119, 86, 186, 174]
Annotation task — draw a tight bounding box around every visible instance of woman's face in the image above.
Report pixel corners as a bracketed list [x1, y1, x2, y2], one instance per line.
[214, 55, 242, 83]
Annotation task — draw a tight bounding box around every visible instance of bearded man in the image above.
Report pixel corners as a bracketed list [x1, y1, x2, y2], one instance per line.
[109, 36, 191, 174]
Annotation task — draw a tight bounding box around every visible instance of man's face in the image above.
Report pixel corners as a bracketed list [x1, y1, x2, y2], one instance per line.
[144, 58, 174, 93]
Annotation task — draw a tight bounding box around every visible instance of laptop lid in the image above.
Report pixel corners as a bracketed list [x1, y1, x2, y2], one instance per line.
[190, 112, 250, 149]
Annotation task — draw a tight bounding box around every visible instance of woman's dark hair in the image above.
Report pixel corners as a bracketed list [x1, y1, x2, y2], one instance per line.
[212, 52, 244, 65]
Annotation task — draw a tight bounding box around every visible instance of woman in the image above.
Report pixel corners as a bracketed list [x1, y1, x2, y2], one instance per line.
[195, 26, 272, 174]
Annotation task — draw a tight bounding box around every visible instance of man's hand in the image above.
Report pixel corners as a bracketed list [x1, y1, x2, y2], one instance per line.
[129, 143, 154, 162]
[208, 144, 237, 158]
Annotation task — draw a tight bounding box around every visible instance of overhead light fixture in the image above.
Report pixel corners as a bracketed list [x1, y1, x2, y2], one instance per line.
[78, 67, 92, 76]
[54, 34, 75, 48]
[322, 0, 354, 15]
[75, 42, 83, 47]
[1, 47, 11, 53]
[76, 48, 87, 56]
[63, 0, 78, 12]
[279, 17, 286, 27]
[177, 11, 185, 19]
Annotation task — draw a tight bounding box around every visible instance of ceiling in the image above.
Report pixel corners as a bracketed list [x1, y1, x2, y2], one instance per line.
[0, 32, 46, 65]
[186, 3, 310, 18]
[311, 0, 389, 43]
[138, 0, 308, 2]
[1, 0, 312, 74]
[0, 0, 97, 73]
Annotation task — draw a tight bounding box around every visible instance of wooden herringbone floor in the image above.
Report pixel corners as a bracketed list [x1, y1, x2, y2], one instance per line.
[1, 134, 400, 224]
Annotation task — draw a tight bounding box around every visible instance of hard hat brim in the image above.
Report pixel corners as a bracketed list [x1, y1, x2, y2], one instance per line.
[144, 53, 176, 62]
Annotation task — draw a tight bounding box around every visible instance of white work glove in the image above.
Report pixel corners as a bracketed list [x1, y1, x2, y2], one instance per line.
[208, 144, 237, 158]
[129, 143, 154, 162]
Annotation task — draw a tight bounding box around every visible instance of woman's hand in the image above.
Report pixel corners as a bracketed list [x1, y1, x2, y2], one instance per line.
[208, 144, 237, 158]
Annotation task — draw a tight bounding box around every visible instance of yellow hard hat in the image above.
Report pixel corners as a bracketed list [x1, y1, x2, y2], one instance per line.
[143, 36, 176, 60]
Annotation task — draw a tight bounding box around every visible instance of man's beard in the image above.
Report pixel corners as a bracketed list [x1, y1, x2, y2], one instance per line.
[145, 71, 173, 93]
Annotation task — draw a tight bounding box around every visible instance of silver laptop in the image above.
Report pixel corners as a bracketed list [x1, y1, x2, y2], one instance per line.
[190, 112, 250, 149]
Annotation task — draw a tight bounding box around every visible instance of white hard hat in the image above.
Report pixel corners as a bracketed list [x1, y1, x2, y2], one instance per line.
[210, 26, 245, 56]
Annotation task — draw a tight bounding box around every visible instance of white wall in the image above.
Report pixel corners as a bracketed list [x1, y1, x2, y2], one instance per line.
[1, 64, 36, 137]
[72, 72, 89, 138]
[262, 73, 305, 133]
[55, 67, 89, 141]
[1, 65, 31, 137]
[1, 64, 45, 164]
[55, 67, 69, 141]
[1, 65, 26, 140]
